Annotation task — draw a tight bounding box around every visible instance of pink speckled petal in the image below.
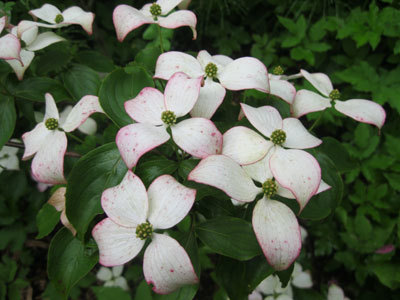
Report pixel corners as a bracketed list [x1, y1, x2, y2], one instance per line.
[222, 126, 273, 165]
[92, 218, 145, 266]
[300, 69, 333, 97]
[190, 78, 225, 119]
[0, 34, 21, 62]
[6, 49, 34, 80]
[282, 118, 322, 149]
[29, 4, 60, 24]
[62, 6, 95, 35]
[143, 233, 198, 294]
[164, 72, 202, 117]
[22, 123, 49, 160]
[188, 155, 261, 202]
[102, 170, 148, 227]
[116, 123, 170, 169]
[31, 130, 67, 184]
[154, 51, 203, 80]
[292, 89, 331, 118]
[241, 103, 282, 138]
[113, 4, 154, 42]
[147, 175, 195, 229]
[252, 197, 301, 271]
[171, 118, 222, 158]
[219, 57, 270, 93]
[62, 95, 103, 132]
[25, 31, 65, 51]
[158, 10, 197, 40]
[270, 79, 296, 104]
[334, 99, 386, 130]
[270, 148, 321, 213]
[125, 87, 165, 125]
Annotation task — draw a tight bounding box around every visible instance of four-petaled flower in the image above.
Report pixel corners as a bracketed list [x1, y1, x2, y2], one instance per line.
[92, 171, 199, 294]
[96, 265, 129, 291]
[113, 0, 197, 42]
[116, 72, 222, 169]
[0, 141, 20, 174]
[22, 93, 104, 184]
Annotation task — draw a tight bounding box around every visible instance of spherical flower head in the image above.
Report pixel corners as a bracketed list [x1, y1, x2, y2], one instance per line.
[150, 3, 162, 18]
[136, 222, 153, 240]
[54, 14, 64, 24]
[262, 178, 278, 198]
[205, 62, 218, 79]
[161, 110, 177, 125]
[329, 89, 340, 100]
[272, 66, 284, 76]
[45, 118, 59, 130]
[270, 129, 286, 146]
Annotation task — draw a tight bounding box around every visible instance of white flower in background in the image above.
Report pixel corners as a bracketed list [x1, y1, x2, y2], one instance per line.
[113, 0, 197, 42]
[0, 16, 22, 63]
[92, 171, 198, 294]
[327, 283, 350, 300]
[0, 143, 19, 174]
[292, 69, 386, 130]
[48, 187, 76, 236]
[96, 266, 129, 291]
[154, 50, 270, 119]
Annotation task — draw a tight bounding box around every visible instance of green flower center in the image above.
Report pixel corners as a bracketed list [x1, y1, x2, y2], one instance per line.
[270, 129, 286, 145]
[262, 179, 278, 198]
[329, 89, 340, 100]
[161, 110, 177, 125]
[272, 66, 284, 76]
[205, 63, 218, 78]
[150, 3, 162, 17]
[55, 14, 64, 24]
[136, 222, 153, 240]
[45, 118, 59, 130]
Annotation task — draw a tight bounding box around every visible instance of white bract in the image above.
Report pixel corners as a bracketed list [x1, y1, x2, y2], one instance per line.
[154, 50, 270, 119]
[292, 69, 386, 130]
[327, 283, 350, 300]
[92, 171, 198, 294]
[0, 143, 19, 174]
[113, 0, 197, 42]
[96, 266, 129, 291]
[22, 93, 104, 184]
[116, 72, 223, 169]
[48, 187, 76, 236]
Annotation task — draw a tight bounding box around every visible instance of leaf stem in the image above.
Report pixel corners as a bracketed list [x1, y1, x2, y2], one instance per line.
[309, 110, 325, 132]
[66, 132, 85, 144]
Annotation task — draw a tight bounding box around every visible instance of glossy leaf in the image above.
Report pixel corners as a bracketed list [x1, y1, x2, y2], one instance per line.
[0, 96, 16, 149]
[75, 50, 115, 73]
[36, 203, 61, 239]
[63, 64, 101, 101]
[135, 155, 178, 187]
[13, 77, 69, 102]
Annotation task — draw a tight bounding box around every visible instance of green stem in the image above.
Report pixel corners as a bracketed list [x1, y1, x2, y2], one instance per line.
[66, 132, 84, 144]
[157, 24, 164, 53]
[309, 110, 325, 132]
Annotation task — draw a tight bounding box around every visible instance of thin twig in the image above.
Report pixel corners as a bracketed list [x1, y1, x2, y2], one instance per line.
[5, 141, 81, 158]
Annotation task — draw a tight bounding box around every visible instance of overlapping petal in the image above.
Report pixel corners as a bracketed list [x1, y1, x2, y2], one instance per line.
[292, 89, 331, 118]
[241, 104, 282, 138]
[147, 175, 195, 229]
[22, 123, 49, 160]
[143, 233, 198, 294]
[92, 218, 145, 266]
[5, 49, 34, 80]
[62, 6, 95, 35]
[158, 11, 197, 40]
[282, 118, 322, 149]
[252, 198, 301, 271]
[0, 34, 21, 61]
[29, 4, 61, 24]
[300, 69, 332, 97]
[44, 93, 59, 120]
[101, 171, 148, 228]
[154, 51, 203, 79]
[157, 0, 183, 15]
[25, 32, 65, 51]
[269, 79, 296, 104]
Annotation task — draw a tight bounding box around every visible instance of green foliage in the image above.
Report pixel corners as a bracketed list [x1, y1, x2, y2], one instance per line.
[0, 96, 16, 149]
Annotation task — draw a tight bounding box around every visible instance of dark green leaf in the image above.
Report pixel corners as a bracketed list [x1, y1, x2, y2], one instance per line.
[13, 77, 69, 102]
[35, 43, 71, 75]
[318, 137, 358, 172]
[0, 96, 16, 149]
[371, 263, 400, 289]
[92, 287, 131, 300]
[276, 263, 294, 288]
[135, 47, 162, 74]
[134, 280, 153, 300]
[63, 64, 101, 101]
[75, 50, 115, 73]
[153, 284, 198, 300]
[36, 203, 61, 239]
[135, 155, 178, 187]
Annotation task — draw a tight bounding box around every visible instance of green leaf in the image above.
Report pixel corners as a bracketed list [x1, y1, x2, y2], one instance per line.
[276, 263, 294, 288]
[383, 173, 400, 191]
[13, 77, 69, 102]
[48, 228, 98, 297]
[75, 50, 115, 73]
[92, 287, 131, 300]
[35, 42, 71, 75]
[371, 263, 400, 289]
[135, 47, 162, 74]
[36, 203, 61, 239]
[63, 64, 101, 101]
[354, 213, 372, 240]
[66, 143, 128, 238]
[135, 155, 178, 187]
[0, 96, 16, 149]
[290, 47, 315, 65]
[153, 284, 198, 300]
[318, 137, 358, 172]
[99, 67, 154, 127]
[134, 280, 153, 300]
[195, 217, 261, 261]
[277, 16, 299, 35]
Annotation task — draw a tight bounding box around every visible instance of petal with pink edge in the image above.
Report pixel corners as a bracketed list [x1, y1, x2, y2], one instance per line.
[222, 126, 273, 165]
[190, 78, 225, 119]
[124, 87, 164, 125]
[300, 69, 332, 97]
[60, 209, 77, 236]
[270, 148, 321, 213]
[92, 218, 145, 266]
[147, 175, 196, 229]
[282, 118, 322, 149]
[19, 25, 38, 46]
[241, 103, 282, 138]
[164, 72, 201, 117]
[26, 32, 65, 51]
[62, 6, 95, 35]
[242, 150, 274, 183]
[113, 5, 154, 42]
[22, 123, 49, 160]
[158, 11, 197, 40]
[31, 130, 67, 184]
[157, 0, 182, 15]
[219, 57, 270, 92]
[334, 99, 386, 130]
[171, 118, 222, 158]
[116, 124, 170, 169]
[29, 4, 61, 24]
[48, 187, 66, 212]
[0, 34, 21, 61]
[62, 95, 104, 132]
[252, 198, 301, 271]
[6, 49, 34, 80]
[278, 179, 331, 199]
[188, 155, 261, 202]
[269, 79, 296, 104]
[143, 233, 198, 294]
[154, 51, 203, 80]
[292, 89, 331, 118]
[44, 93, 59, 120]
[102, 170, 148, 228]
